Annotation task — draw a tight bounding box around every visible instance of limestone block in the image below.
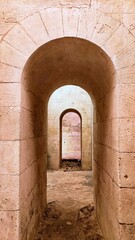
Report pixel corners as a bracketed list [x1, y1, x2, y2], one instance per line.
[21, 12, 49, 46]
[119, 84, 135, 118]
[20, 187, 36, 238]
[40, 8, 63, 39]
[0, 83, 21, 107]
[101, 169, 119, 217]
[96, 87, 118, 121]
[0, 141, 19, 175]
[119, 223, 135, 240]
[38, 154, 47, 178]
[123, 0, 135, 13]
[77, 8, 101, 39]
[117, 65, 135, 84]
[21, 138, 46, 179]
[20, 161, 39, 206]
[123, 13, 135, 37]
[0, 106, 20, 140]
[0, 10, 15, 36]
[95, 119, 118, 151]
[95, 171, 119, 240]
[20, 181, 44, 240]
[21, 85, 39, 111]
[92, 0, 123, 13]
[94, 143, 119, 184]
[0, 175, 19, 210]
[27, 161, 39, 195]
[0, 40, 27, 69]
[20, 108, 35, 139]
[62, 7, 79, 36]
[20, 138, 36, 173]
[91, 13, 120, 47]
[112, 41, 135, 69]
[0, 210, 19, 240]
[0, 63, 21, 83]
[20, 169, 27, 206]
[104, 24, 134, 57]
[119, 188, 135, 224]
[4, 24, 37, 56]
[119, 153, 135, 187]
[36, 136, 47, 159]
[119, 118, 135, 152]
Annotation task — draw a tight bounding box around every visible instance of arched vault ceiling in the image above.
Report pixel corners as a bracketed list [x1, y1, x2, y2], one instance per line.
[23, 37, 115, 101]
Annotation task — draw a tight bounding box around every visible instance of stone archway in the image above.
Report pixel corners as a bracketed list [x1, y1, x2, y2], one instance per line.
[0, 3, 135, 240]
[47, 85, 93, 170]
[17, 37, 118, 240]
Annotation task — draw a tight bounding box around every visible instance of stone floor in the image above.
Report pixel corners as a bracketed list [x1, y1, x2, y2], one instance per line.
[35, 170, 104, 240]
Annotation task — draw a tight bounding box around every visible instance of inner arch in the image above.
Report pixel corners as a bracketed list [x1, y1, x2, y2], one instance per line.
[61, 110, 81, 162]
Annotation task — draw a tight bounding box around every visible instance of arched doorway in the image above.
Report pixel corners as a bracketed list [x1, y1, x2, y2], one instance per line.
[1, 3, 135, 239]
[20, 37, 116, 240]
[47, 85, 93, 170]
[60, 109, 82, 168]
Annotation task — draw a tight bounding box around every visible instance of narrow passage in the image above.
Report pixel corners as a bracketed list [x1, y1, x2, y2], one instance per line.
[35, 167, 104, 240]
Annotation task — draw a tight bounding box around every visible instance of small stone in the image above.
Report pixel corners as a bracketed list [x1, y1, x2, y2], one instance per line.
[66, 221, 72, 225]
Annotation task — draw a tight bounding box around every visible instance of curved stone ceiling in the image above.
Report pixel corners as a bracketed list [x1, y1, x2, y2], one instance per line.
[23, 37, 115, 101]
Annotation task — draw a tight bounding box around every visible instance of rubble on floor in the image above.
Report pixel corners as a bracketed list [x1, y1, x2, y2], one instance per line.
[35, 201, 104, 240]
[61, 159, 82, 171]
[35, 170, 104, 240]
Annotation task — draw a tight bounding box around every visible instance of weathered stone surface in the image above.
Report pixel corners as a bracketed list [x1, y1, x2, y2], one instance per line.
[0, 83, 21, 107]
[117, 65, 135, 84]
[0, 1, 135, 240]
[119, 188, 135, 224]
[123, 13, 135, 37]
[112, 41, 135, 70]
[0, 63, 22, 83]
[91, 13, 120, 47]
[0, 141, 19, 174]
[0, 41, 27, 69]
[77, 8, 101, 39]
[119, 118, 135, 152]
[0, 107, 20, 140]
[0, 210, 19, 240]
[40, 8, 63, 39]
[21, 12, 49, 46]
[119, 84, 135, 118]
[104, 24, 134, 57]
[119, 153, 135, 187]
[92, 0, 123, 12]
[62, 7, 80, 36]
[0, 175, 19, 210]
[4, 24, 37, 56]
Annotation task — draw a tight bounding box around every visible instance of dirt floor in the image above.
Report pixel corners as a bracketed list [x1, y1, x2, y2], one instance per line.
[35, 164, 104, 240]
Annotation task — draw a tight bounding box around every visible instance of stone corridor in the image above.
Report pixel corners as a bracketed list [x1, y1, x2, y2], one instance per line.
[1, 1, 135, 239]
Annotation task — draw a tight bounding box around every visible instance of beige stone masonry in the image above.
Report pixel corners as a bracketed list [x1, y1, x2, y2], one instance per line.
[0, 1, 135, 240]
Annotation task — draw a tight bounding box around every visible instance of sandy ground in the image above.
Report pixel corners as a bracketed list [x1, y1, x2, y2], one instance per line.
[35, 170, 104, 240]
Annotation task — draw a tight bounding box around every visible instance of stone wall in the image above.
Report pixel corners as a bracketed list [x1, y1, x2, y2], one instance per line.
[0, 1, 135, 240]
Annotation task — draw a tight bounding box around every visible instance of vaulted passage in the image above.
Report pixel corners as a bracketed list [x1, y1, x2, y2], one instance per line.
[20, 37, 118, 240]
[48, 85, 93, 170]
[1, 2, 135, 239]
